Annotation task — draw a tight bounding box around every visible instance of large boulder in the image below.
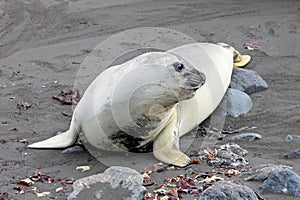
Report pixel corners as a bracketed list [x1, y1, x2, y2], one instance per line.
[230, 67, 268, 94]
[68, 166, 146, 200]
[199, 181, 258, 200]
[256, 169, 300, 197]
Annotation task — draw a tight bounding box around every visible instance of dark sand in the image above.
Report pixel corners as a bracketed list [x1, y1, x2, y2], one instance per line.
[0, 0, 299, 199]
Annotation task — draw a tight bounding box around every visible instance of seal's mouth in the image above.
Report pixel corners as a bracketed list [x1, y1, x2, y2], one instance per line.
[177, 87, 198, 101]
[173, 67, 206, 101]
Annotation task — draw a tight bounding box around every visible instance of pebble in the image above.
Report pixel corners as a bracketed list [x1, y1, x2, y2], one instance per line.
[285, 134, 293, 142]
[256, 169, 300, 197]
[255, 94, 263, 98]
[283, 149, 300, 159]
[229, 133, 262, 142]
[230, 67, 268, 94]
[199, 181, 258, 200]
[13, 70, 20, 76]
[61, 146, 83, 154]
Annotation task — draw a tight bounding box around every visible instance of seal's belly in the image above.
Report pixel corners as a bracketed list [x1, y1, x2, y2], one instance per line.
[82, 119, 154, 152]
[109, 130, 154, 153]
[81, 107, 163, 153]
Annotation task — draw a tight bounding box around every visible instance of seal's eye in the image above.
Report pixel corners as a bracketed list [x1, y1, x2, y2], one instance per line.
[173, 62, 184, 72]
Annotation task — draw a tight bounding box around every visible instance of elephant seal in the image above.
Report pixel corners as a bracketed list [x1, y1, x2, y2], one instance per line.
[29, 50, 206, 166]
[29, 43, 250, 167]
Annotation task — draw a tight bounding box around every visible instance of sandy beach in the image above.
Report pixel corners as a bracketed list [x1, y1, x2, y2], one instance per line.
[0, 0, 299, 199]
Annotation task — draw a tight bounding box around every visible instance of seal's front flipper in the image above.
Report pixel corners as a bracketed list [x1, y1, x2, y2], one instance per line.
[153, 112, 191, 167]
[215, 88, 253, 117]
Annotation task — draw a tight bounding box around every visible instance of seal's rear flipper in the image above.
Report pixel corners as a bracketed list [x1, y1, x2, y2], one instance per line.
[217, 42, 251, 67]
[28, 129, 78, 149]
[215, 88, 253, 117]
[233, 55, 251, 67]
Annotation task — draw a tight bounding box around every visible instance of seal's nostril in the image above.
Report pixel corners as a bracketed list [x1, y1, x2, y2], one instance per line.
[187, 75, 203, 88]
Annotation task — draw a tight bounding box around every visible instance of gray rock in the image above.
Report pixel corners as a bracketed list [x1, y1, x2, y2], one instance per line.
[104, 166, 146, 199]
[68, 166, 146, 200]
[256, 169, 300, 197]
[61, 146, 83, 154]
[230, 67, 268, 94]
[229, 132, 262, 142]
[284, 149, 300, 159]
[285, 135, 294, 143]
[199, 181, 258, 200]
[217, 88, 253, 117]
[244, 164, 292, 181]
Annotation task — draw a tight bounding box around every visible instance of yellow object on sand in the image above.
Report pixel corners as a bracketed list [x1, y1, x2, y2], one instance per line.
[217, 43, 251, 68]
[233, 51, 251, 67]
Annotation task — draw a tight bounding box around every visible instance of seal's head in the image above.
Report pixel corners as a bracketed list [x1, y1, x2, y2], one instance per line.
[129, 51, 206, 104]
[168, 59, 206, 100]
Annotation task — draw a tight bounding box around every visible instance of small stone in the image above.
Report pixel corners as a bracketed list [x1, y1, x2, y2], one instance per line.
[285, 135, 293, 142]
[256, 169, 300, 197]
[93, 190, 102, 199]
[13, 70, 20, 76]
[79, 21, 88, 24]
[229, 133, 262, 142]
[199, 181, 258, 200]
[230, 68, 268, 94]
[61, 146, 83, 154]
[284, 149, 300, 159]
